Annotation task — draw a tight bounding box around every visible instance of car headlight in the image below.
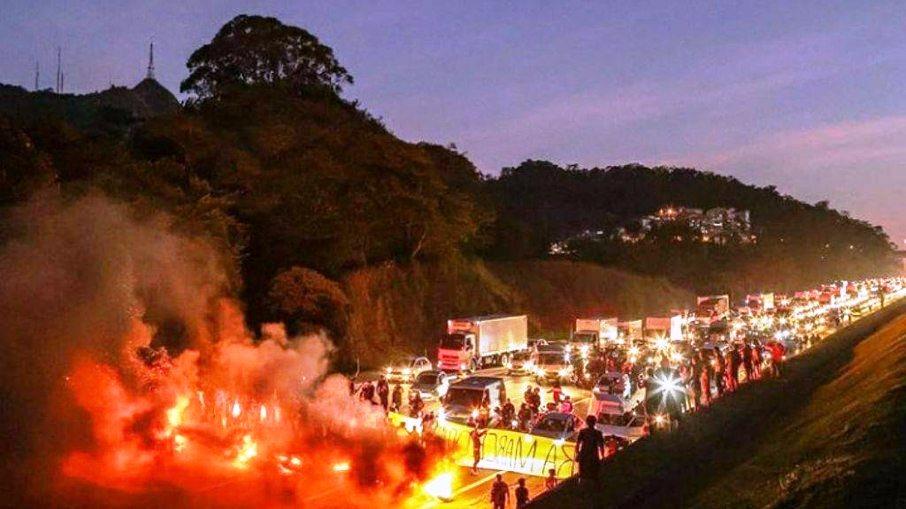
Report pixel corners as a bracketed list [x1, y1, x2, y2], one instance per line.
[385, 367, 392, 374]
[402, 368, 412, 376]
[558, 367, 572, 378]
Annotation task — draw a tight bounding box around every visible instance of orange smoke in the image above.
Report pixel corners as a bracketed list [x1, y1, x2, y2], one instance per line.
[0, 192, 449, 508]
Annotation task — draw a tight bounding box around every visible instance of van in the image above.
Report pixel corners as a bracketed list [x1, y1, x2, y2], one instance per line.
[441, 376, 507, 423]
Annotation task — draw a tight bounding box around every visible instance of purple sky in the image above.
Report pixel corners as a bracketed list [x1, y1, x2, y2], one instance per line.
[3, 1, 905, 245]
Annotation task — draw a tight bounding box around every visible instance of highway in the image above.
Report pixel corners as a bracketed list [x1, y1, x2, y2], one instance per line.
[389, 367, 592, 508]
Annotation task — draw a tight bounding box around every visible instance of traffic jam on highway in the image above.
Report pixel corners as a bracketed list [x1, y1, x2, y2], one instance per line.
[353, 277, 906, 504]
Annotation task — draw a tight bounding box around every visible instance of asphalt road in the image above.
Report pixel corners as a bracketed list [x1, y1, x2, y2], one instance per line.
[397, 367, 591, 508]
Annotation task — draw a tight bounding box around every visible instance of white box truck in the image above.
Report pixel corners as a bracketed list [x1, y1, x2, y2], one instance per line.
[643, 315, 684, 341]
[696, 295, 730, 324]
[437, 314, 528, 372]
[573, 317, 619, 345]
[617, 319, 644, 342]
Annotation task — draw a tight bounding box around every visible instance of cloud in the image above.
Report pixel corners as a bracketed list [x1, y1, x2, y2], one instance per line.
[680, 116, 906, 172]
[662, 115, 906, 244]
[456, 31, 844, 171]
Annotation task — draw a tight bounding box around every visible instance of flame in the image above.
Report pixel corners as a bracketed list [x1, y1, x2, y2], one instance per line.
[164, 394, 190, 436]
[232, 434, 258, 469]
[423, 470, 455, 501]
[332, 461, 351, 473]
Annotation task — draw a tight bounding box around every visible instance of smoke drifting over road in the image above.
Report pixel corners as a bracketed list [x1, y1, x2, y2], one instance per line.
[0, 191, 444, 507]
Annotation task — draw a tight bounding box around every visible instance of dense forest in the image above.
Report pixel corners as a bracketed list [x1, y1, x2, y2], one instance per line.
[485, 160, 898, 296]
[0, 15, 898, 357]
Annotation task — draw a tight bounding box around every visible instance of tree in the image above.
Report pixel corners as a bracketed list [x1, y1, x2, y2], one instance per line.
[181, 14, 353, 100]
[267, 266, 349, 338]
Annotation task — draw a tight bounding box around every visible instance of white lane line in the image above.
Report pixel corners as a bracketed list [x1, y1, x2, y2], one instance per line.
[454, 471, 500, 496]
[417, 471, 498, 509]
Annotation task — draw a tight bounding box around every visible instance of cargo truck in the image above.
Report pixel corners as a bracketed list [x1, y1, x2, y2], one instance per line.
[572, 317, 619, 346]
[617, 319, 644, 342]
[437, 314, 528, 372]
[643, 314, 684, 341]
[696, 295, 730, 324]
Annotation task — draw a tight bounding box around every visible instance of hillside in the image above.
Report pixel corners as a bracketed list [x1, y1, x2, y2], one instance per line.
[0, 14, 898, 366]
[532, 299, 906, 509]
[342, 259, 692, 367]
[0, 80, 178, 134]
[486, 161, 899, 295]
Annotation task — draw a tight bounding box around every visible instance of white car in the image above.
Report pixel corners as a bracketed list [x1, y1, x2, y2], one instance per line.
[411, 370, 456, 400]
[384, 356, 432, 383]
[590, 394, 647, 442]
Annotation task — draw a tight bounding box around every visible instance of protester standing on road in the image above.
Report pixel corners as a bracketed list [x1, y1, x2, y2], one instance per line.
[391, 384, 403, 412]
[549, 381, 562, 405]
[544, 469, 558, 490]
[713, 351, 726, 397]
[741, 342, 754, 383]
[470, 424, 486, 475]
[700, 350, 713, 406]
[690, 353, 703, 409]
[559, 395, 573, 414]
[726, 348, 739, 392]
[502, 398, 516, 427]
[515, 478, 529, 508]
[517, 402, 533, 431]
[490, 474, 510, 509]
[575, 415, 605, 483]
[768, 341, 786, 377]
[532, 387, 543, 412]
[410, 391, 424, 417]
[361, 381, 375, 403]
[377, 375, 389, 412]
[751, 341, 763, 380]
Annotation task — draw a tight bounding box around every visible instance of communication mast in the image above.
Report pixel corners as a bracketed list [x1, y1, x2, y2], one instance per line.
[146, 41, 155, 80]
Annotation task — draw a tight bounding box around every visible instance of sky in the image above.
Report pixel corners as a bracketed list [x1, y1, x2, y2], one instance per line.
[2, 1, 905, 245]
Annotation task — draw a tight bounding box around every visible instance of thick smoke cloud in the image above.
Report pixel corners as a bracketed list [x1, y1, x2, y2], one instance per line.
[0, 190, 443, 508]
[0, 190, 234, 502]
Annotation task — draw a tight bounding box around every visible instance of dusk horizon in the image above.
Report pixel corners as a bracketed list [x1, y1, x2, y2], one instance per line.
[2, 1, 905, 245]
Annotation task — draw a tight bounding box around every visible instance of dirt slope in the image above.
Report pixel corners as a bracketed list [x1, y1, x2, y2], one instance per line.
[531, 300, 906, 509]
[342, 258, 692, 367]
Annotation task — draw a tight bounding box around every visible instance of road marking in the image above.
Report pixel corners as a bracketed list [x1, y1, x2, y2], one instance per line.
[417, 471, 498, 509]
[455, 470, 500, 496]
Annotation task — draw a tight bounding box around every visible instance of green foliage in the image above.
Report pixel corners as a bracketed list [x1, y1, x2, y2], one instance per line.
[342, 258, 692, 368]
[181, 14, 353, 100]
[0, 13, 898, 366]
[268, 266, 349, 338]
[486, 161, 898, 294]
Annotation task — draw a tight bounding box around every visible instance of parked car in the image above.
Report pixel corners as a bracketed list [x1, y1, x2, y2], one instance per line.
[504, 350, 533, 375]
[531, 349, 574, 385]
[384, 356, 433, 383]
[529, 412, 579, 441]
[411, 370, 455, 400]
[590, 395, 647, 442]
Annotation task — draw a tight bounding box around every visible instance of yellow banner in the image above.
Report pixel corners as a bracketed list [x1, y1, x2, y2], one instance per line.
[388, 413, 576, 479]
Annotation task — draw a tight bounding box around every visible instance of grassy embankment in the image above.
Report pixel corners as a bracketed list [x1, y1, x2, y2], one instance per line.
[532, 298, 906, 509]
[341, 258, 692, 367]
